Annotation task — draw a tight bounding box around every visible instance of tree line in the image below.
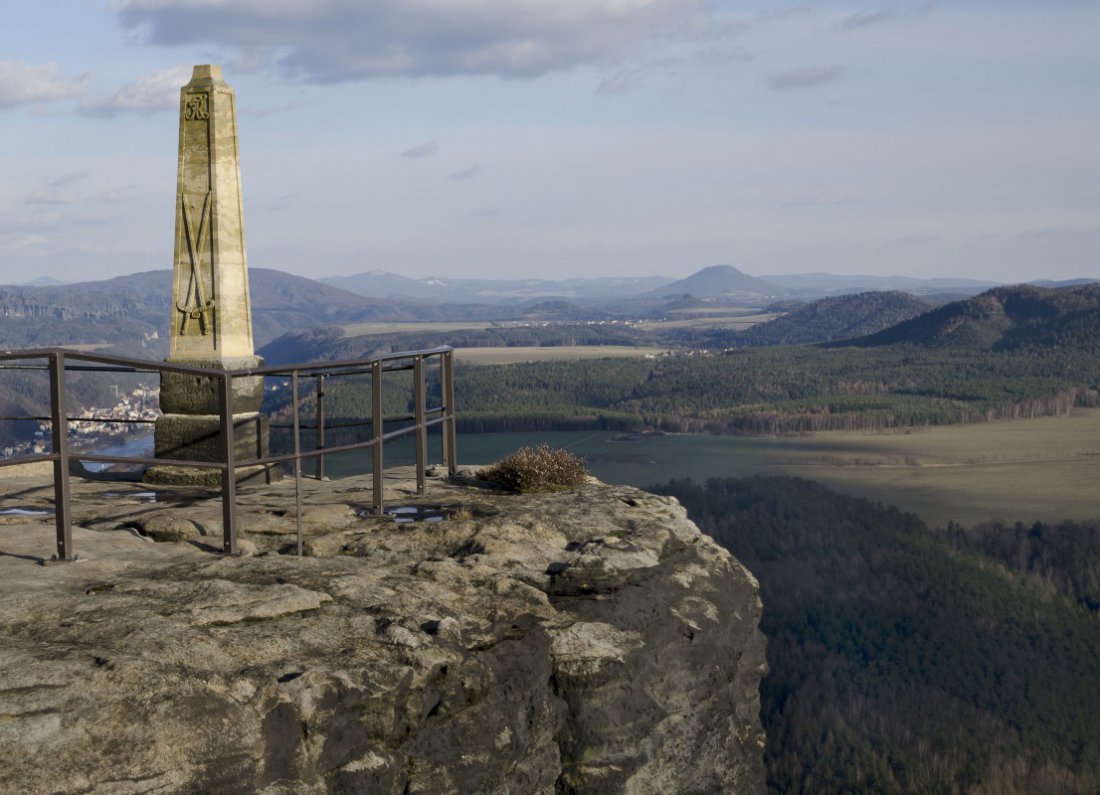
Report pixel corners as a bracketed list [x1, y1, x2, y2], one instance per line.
[449, 344, 1100, 435]
[651, 475, 1100, 794]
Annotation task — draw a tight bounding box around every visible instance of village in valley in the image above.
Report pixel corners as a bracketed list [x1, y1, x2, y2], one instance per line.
[2, 383, 159, 458]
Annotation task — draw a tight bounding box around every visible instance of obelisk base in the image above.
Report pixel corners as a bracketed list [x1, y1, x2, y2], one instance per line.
[145, 412, 282, 487]
[159, 356, 266, 415]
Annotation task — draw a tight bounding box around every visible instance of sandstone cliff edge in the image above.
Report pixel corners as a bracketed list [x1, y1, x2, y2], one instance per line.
[0, 468, 766, 794]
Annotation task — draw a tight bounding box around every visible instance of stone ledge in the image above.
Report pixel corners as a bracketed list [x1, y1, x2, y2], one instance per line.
[0, 470, 765, 794]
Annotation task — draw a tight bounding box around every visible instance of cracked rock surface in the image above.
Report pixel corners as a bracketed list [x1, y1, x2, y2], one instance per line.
[0, 468, 766, 794]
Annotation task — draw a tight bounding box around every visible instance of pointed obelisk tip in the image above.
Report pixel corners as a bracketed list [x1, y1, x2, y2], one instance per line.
[188, 64, 226, 85]
[192, 64, 221, 80]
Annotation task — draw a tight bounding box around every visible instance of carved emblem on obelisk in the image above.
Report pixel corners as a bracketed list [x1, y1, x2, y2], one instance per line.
[175, 191, 215, 336]
[183, 93, 208, 121]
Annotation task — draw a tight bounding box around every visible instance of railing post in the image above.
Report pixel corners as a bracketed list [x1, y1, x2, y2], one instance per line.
[292, 371, 303, 557]
[414, 355, 426, 495]
[314, 374, 325, 480]
[48, 352, 73, 561]
[371, 360, 384, 516]
[219, 370, 237, 555]
[442, 350, 457, 477]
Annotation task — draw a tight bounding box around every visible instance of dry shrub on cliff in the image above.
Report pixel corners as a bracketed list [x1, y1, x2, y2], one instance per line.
[480, 444, 589, 493]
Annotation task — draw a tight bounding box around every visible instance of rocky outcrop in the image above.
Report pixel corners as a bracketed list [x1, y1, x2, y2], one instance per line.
[0, 469, 766, 794]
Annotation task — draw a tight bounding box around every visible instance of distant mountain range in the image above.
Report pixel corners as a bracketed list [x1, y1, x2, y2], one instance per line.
[7, 264, 1094, 322]
[645, 265, 785, 300]
[318, 265, 1098, 306]
[841, 283, 1100, 351]
[2, 263, 1096, 361]
[320, 270, 674, 303]
[763, 272, 1002, 296]
[21, 277, 71, 287]
[0, 269, 424, 358]
[1030, 278, 1099, 289]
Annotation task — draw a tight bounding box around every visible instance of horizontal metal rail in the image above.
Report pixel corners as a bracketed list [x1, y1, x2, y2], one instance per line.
[0, 347, 458, 560]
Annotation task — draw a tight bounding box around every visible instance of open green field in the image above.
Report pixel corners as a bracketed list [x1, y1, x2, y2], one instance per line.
[454, 346, 669, 365]
[323, 409, 1100, 528]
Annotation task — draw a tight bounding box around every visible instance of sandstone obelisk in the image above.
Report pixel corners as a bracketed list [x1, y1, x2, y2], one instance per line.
[147, 65, 273, 486]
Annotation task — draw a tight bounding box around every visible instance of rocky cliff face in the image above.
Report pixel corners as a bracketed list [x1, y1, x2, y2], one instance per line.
[0, 469, 766, 794]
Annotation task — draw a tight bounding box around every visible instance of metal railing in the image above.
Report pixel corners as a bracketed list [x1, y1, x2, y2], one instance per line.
[0, 347, 457, 560]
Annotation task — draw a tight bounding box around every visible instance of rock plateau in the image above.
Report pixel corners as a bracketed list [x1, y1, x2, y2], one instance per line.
[0, 467, 766, 794]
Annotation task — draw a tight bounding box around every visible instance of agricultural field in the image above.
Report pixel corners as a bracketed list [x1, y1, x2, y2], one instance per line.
[665, 306, 766, 315]
[323, 409, 1100, 528]
[454, 346, 669, 365]
[339, 321, 495, 337]
[339, 310, 778, 340]
[761, 409, 1100, 526]
[635, 310, 778, 331]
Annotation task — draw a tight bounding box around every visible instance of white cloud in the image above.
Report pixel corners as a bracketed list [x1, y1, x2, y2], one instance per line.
[840, 1, 936, 31]
[78, 65, 192, 116]
[0, 233, 48, 252]
[597, 67, 647, 95]
[26, 189, 79, 206]
[777, 194, 862, 209]
[766, 64, 848, 90]
[89, 186, 138, 204]
[116, 0, 714, 81]
[48, 172, 87, 188]
[400, 141, 440, 158]
[841, 9, 898, 30]
[258, 192, 300, 211]
[25, 173, 88, 205]
[0, 61, 89, 108]
[450, 164, 482, 180]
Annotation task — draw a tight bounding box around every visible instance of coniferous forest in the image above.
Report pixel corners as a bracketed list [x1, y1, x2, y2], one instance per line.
[450, 343, 1099, 434]
[651, 476, 1100, 795]
[276, 340, 1100, 439]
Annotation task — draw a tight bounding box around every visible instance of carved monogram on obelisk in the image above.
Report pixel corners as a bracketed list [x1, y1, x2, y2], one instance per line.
[183, 93, 209, 121]
[176, 190, 216, 335]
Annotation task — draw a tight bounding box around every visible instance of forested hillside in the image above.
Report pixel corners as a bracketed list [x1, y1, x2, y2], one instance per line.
[652, 476, 1100, 794]
[845, 283, 1100, 350]
[266, 339, 1100, 445]
[445, 344, 1100, 433]
[736, 291, 931, 346]
[939, 519, 1100, 611]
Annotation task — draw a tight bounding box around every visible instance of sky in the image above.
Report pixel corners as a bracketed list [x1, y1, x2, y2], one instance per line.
[1, 0, 1097, 285]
